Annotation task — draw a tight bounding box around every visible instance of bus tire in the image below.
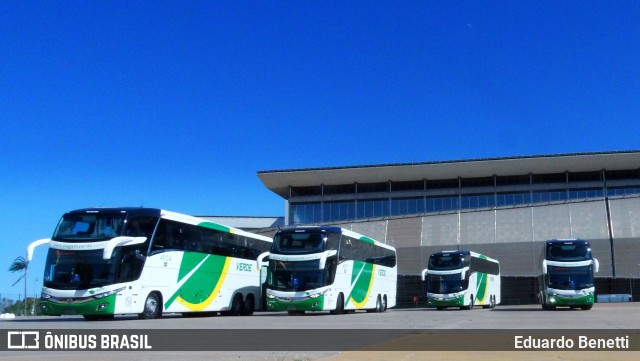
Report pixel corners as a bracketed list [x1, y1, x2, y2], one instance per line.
[139, 292, 162, 319]
[463, 296, 474, 310]
[382, 295, 388, 312]
[580, 304, 593, 311]
[331, 293, 345, 315]
[376, 295, 383, 313]
[490, 295, 496, 309]
[242, 294, 255, 316]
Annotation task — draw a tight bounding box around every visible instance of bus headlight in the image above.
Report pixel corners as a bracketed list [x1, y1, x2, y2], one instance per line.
[266, 293, 276, 299]
[94, 287, 126, 299]
[307, 290, 326, 299]
[41, 293, 52, 300]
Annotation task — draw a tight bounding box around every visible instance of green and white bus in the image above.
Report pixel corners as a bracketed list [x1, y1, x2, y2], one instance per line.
[539, 239, 599, 310]
[266, 226, 397, 314]
[422, 250, 500, 310]
[26, 207, 272, 320]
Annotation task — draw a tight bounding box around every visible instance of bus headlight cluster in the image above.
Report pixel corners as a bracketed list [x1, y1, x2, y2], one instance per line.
[306, 290, 326, 299]
[94, 287, 126, 299]
[41, 293, 52, 300]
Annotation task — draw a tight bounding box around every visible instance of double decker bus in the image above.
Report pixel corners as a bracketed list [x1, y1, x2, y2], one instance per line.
[539, 239, 599, 310]
[26, 207, 272, 320]
[266, 226, 397, 315]
[422, 250, 500, 310]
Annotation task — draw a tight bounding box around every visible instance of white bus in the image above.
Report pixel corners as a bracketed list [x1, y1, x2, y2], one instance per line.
[27, 207, 272, 320]
[539, 239, 599, 310]
[266, 226, 397, 314]
[422, 250, 500, 310]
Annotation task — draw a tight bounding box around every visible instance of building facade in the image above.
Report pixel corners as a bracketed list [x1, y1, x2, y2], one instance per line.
[257, 151, 640, 281]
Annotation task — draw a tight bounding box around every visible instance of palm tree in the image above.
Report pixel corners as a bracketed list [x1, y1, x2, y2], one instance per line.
[9, 256, 28, 315]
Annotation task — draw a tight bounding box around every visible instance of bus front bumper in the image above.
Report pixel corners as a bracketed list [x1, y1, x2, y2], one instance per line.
[39, 294, 117, 316]
[546, 293, 594, 307]
[266, 294, 325, 312]
[426, 295, 465, 308]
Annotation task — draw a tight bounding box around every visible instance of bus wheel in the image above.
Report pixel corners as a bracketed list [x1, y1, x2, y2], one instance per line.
[490, 295, 496, 309]
[139, 292, 161, 319]
[376, 295, 383, 313]
[580, 304, 593, 311]
[230, 294, 243, 315]
[331, 293, 344, 315]
[463, 296, 474, 310]
[241, 294, 255, 316]
[382, 295, 388, 312]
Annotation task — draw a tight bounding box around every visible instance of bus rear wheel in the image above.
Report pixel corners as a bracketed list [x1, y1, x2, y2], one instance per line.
[139, 292, 161, 319]
[331, 293, 344, 315]
[241, 294, 255, 316]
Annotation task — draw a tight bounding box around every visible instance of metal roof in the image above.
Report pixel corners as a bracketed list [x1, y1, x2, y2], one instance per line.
[257, 150, 640, 198]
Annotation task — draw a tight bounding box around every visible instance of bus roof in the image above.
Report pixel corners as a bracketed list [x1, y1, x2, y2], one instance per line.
[63, 207, 272, 243]
[275, 226, 395, 251]
[431, 249, 499, 264]
[545, 239, 590, 245]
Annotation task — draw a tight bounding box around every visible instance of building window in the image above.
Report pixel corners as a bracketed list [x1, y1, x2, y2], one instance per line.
[426, 178, 459, 190]
[460, 194, 495, 209]
[568, 171, 602, 183]
[496, 174, 530, 186]
[605, 169, 640, 181]
[291, 186, 322, 197]
[426, 196, 459, 212]
[290, 203, 321, 224]
[531, 190, 568, 203]
[357, 199, 389, 219]
[460, 177, 494, 188]
[357, 182, 388, 193]
[607, 187, 640, 197]
[391, 180, 425, 192]
[532, 173, 566, 184]
[568, 188, 604, 200]
[323, 201, 356, 222]
[496, 192, 531, 206]
[323, 184, 356, 195]
[390, 197, 425, 216]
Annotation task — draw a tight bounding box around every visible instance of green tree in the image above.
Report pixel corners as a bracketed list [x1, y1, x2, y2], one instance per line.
[9, 256, 28, 316]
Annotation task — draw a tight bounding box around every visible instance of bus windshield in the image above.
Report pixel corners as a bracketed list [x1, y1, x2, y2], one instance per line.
[547, 265, 594, 290]
[53, 212, 126, 242]
[426, 273, 467, 294]
[43, 249, 118, 289]
[547, 244, 591, 261]
[271, 232, 325, 255]
[267, 259, 327, 291]
[428, 254, 464, 270]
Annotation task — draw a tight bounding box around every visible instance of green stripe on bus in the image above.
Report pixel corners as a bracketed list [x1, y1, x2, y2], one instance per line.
[198, 221, 233, 233]
[347, 261, 374, 306]
[476, 272, 487, 302]
[359, 236, 375, 244]
[165, 253, 228, 308]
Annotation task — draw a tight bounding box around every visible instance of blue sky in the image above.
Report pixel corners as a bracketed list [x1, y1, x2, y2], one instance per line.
[1, 1, 639, 301]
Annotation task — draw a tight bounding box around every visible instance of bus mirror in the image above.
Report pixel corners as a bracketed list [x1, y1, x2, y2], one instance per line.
[593, 259, 599, 273]
[542, 260, 547, 274]
[257, 251, 270, 267]
[27, 238, 51, 262]
[102, 236, 147, 260]
[319, 250, 337, 269]
[421, 269, 428, 281]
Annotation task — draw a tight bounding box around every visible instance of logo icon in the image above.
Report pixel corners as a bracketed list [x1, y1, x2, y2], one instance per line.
[7, 331, 40, 349]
